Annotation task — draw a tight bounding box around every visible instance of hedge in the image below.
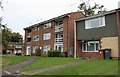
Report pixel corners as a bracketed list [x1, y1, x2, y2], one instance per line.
[48, 50, 62, 57]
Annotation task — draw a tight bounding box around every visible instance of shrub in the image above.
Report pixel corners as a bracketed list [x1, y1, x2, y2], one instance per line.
[35, 48, 41, 56]
[2, 49, 6, 54]
[48, 50, 62, 57]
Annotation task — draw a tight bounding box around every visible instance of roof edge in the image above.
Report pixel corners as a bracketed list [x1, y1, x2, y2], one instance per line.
[24, 11, 83, 30]
[75, 9, 116, 22]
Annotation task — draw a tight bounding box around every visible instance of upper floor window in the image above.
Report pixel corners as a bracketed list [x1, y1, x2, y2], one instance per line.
[44, 22, 52, 29]
[43, 33, 51, 40]
[33, 35, 39, 42]
[85, 16, 105, 29]
[34, 27, 39, 31]
[56, 21, 63, 25]
[82, 41, 100, 52]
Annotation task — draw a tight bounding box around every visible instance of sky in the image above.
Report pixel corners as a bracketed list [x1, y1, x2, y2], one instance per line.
[1, 0, 120, 37]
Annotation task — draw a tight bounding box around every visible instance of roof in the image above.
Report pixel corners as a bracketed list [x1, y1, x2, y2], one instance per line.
[24, 11, 83, 30]
[75, 9, 117, 22]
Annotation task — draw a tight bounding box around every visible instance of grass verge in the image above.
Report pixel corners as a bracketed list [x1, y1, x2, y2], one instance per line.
[37, 60, 118, 75]
[2, 55, 32, 68]
[20, 57, 83, 72]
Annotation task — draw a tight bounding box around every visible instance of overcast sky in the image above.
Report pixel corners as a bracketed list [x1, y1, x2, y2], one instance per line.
[1, 0, 120, 37]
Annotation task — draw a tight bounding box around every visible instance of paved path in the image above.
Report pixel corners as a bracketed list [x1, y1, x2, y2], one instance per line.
[2, 58, 38, 76]
[21, 59, 93, 75]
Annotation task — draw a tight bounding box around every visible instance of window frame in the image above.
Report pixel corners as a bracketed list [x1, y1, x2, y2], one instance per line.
[43, 45, 50, 54]
[82, 41, 100, 52]
[34, 27, 39, 31]
[33, 46, 39, 53]
[44, 22, 52, 29]
[33, 35, 39, 42]
[43, 33, 51, 40]
[85, 16, 105, 29]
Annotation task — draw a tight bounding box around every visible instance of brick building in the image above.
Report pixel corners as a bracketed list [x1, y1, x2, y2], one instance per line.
[74, 9, 120, 59]
[23, 11, 84, 57]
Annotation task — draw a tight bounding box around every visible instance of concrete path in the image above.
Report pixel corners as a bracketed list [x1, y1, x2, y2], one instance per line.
[21, 59, 93, 75]
[2, 58, 38, 76]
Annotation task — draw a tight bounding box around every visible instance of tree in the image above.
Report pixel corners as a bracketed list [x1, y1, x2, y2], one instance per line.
[2, 26, 23, 54]
[78, 0, 106, 16]
[0, 0, 23, 54]
[10, 32, 23, 42]
[0, 0, 3, 9]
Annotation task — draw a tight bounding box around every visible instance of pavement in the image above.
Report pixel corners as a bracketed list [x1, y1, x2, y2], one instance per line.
[2, 58, 38, 77]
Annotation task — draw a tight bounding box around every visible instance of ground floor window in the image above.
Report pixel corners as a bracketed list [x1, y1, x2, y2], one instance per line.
[43, 45, 50, 54]
[33, 46, 39, 53]
[54, 44, 63, 52]
[82, 41, 100, 52]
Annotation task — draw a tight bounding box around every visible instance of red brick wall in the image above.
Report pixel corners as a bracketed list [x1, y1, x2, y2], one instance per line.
[31, 27, 40, 54]
[40, 21, 55, 56]
[23, 29, 28, 55]
[76, 40, 104, 59]
[63, 17, 68, 54]
[24, 12, 84, 57]
[67, 12, 84, 57]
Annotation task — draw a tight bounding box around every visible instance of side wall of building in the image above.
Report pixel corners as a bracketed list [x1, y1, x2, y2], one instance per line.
[101, 37, 118, 58]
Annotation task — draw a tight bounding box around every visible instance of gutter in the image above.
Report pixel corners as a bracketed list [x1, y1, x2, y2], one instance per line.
[75, 10, 116, 22]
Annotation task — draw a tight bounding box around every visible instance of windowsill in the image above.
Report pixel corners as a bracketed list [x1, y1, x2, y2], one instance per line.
[43, 39, 51, 41]
[44, 27, 51, 29]
[82, 51, 99, 52]
[33, 40, 39, 42]
[85, 25, 105, 29]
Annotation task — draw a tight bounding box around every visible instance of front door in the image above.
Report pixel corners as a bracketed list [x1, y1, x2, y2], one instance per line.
[26, 46, 31, 55]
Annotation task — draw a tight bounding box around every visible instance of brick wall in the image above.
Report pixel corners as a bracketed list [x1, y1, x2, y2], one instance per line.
[24, 11, 84, 57]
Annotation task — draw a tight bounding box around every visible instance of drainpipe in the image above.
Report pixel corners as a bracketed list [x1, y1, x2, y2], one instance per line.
[74, 20, 76, 59]
[67, 16, 69, 57]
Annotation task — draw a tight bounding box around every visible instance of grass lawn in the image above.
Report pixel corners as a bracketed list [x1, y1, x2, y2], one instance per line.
[2, 55, 32, 68]
[20, 57, 82, 72]
[0, 55, 2, 68]
[36, 60, 118, 75]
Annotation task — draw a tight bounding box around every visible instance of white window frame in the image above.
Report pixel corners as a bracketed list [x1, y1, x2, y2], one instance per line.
[43, 33, 51, 40]
[82, 41, 100, 52]
[85, 16, 105, 29]
[32, 46, 39, 53]
[34, 27, 39, 31]
[33, 35, 39, 42]
[43, 45, 50, 54]
[44, 22, 52, 29]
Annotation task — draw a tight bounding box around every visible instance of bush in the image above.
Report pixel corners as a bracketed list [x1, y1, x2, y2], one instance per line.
[35, 48, 41, 56]
[48, 50, 62, 57]
[2, 49, 6, 54]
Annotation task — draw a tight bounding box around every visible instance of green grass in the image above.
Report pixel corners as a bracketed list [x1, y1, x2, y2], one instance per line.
[0, 55, 2, 68]
[37, 60, 118, 75]
[2, 55, 32, 68]
[20, 57, 82, 72]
